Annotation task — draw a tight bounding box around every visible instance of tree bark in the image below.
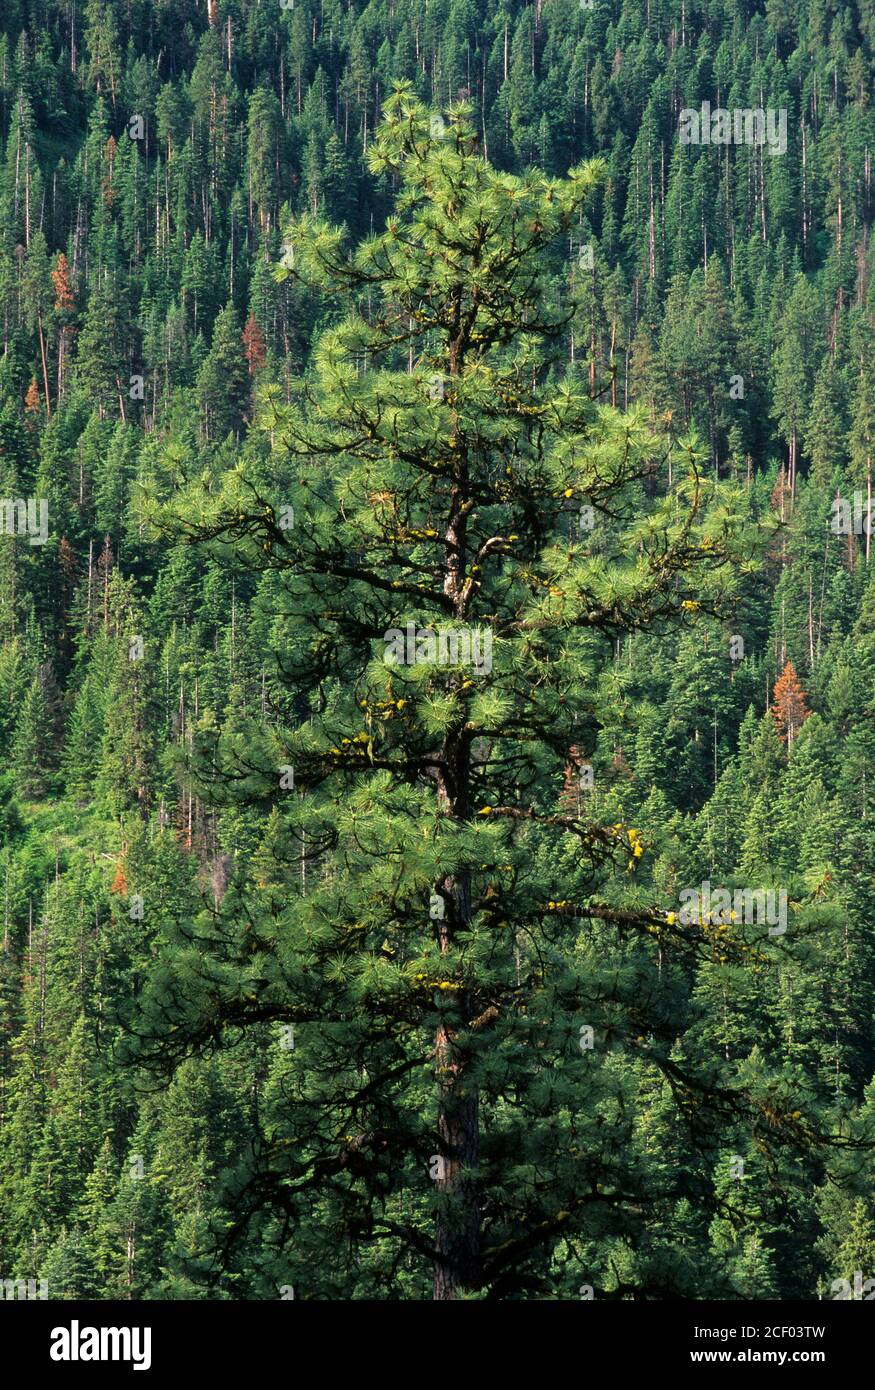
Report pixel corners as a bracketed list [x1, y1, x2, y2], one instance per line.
[37, 312, 51, 418]
[433, 394, 481, 1297]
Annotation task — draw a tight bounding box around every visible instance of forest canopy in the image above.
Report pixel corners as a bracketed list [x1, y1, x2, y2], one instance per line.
[1, 0, 875, 1302]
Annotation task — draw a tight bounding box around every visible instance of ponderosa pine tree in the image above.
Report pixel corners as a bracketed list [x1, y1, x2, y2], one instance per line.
[127, 86, 852, 1300]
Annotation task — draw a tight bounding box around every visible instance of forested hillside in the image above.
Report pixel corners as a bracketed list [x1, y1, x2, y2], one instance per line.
[1, 0, 875, 1301]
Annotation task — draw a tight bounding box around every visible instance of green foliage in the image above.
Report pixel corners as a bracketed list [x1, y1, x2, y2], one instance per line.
[1, 0, 874, 1304]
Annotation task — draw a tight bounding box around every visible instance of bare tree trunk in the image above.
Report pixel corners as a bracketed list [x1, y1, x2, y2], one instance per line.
[37, 312, 51, 418]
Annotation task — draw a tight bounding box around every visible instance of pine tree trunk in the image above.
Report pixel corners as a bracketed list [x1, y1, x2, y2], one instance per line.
[433, 870, 480, 1299]
[433, 448, 481, 1298]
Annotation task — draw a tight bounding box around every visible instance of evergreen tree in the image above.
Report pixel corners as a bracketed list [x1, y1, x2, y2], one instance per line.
[135, 88, 829, 1300]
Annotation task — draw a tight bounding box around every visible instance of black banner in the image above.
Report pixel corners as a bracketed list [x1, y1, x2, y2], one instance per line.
[2, 1297, 870, 1376]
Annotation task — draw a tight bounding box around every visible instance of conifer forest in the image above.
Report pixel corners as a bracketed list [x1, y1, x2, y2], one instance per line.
[3, 0, 875, 1312]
